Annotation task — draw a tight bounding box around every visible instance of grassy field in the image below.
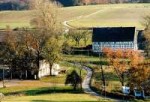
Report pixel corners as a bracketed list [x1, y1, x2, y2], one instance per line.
[0, 11, 32, 29]
[0, 4, 150, 29]
[0, 85, 104, 102]
[68, 4, 150, 29]
[3, 93, 103, 102]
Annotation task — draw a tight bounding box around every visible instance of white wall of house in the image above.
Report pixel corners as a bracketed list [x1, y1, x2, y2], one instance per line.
[38, 60, 60, 78]
[92, 41, 137, 52]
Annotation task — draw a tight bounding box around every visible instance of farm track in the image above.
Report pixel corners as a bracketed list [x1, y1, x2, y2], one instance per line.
[82, 66, 121, 102]
[62, 8, 109, 29]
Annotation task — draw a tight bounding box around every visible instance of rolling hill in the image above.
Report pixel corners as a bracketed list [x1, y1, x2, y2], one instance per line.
[0, 4, 150, 29]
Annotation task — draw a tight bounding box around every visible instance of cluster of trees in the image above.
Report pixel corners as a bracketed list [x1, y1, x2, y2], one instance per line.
[56, 0, 150, 6]
[0, 0, 29, 10]
[0, 0, 149, 9]
[62, 29, 91, 54]
[102, 48, 150, 93]
[66, 29, 91, 46]
[81, 0, 150, 5]
[0, 0, 62, 79]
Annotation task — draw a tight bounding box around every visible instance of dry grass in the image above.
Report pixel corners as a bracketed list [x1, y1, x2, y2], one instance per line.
[68, 4, 150, 29]
[0, 4, 150, 29]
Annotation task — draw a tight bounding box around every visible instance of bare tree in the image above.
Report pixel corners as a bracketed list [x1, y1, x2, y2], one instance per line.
[141, 15, 150, 57]
[30, 0, 62, 37]
[142, 15, 150, 30]
[29, 0, 62, 77]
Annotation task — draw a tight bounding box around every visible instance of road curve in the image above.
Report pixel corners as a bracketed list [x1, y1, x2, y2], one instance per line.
[82, 66, 99, 96]
[82, 66, 120, 102]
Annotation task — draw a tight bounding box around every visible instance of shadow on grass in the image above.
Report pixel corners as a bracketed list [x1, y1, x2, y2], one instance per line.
[32, 100, 97, 102]
[6, 86, 84, 96]
[68, 60, 108, 66]
[31, 100, 50, 102]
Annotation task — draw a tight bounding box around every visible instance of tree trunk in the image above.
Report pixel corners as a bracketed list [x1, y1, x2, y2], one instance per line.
[121, 73, 124, 86]
[79, 69, 82, 90]
[84, 39, 87, 46]
[49, 64, 53, 76]
[36, 51, 40, 79]
[73, 83, 77, 90]
[101, 65, 106, 87]
[77, 41, 80, 47]
[25, 70, 28, 79]
[9, 66, 12, 80]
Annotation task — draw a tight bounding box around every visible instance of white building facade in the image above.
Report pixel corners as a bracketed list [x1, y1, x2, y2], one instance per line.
[38, 60, 60, 78]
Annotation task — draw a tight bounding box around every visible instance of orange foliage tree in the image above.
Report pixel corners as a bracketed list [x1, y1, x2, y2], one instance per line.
[102, 48, 144, 86]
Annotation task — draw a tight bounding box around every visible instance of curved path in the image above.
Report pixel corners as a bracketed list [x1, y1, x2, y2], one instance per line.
[82, 66, 99, 96]
[82, 66, 120, 102]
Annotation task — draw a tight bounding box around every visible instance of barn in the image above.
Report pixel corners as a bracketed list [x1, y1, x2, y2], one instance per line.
[92, 27, 138, 52]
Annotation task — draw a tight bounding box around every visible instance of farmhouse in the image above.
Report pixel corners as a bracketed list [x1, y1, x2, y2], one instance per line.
[92, 27, 138, 52]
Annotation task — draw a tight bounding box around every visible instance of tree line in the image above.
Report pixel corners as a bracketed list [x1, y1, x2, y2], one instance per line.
[0, 0, 29, 10]
[56, 0, 150, 6]
[0, 0, 149, 10]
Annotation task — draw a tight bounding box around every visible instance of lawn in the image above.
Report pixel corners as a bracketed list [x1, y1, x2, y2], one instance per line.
[3, 93, 102, 102]
[0, 4, 150, 29]
[0, 83, 109, 102]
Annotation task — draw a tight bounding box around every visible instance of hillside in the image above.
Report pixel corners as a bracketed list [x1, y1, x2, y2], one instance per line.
[0, 4, 150, 29]
[67, 4, 150, 29]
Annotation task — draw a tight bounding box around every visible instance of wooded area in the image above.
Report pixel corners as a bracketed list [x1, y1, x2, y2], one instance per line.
[0, 0, 149, 10]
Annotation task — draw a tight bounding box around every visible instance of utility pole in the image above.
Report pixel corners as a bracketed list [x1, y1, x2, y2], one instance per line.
[99, 50, 106, 99]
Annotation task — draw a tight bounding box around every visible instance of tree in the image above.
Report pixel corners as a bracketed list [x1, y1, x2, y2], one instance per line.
[141, 15, 150, 57]
[128, 65, 150, 91]
[82, 30, 91, 46]
[142, 15, 150, 30]
[43, 37, 62, 76]
[29, 0, 62, 77]
[65, 70, 82, 90]
[102, 48, 144, 86]
[68, 29, 84, 47]
[3, 27, 20, 79]
[30, 0, 61, 37]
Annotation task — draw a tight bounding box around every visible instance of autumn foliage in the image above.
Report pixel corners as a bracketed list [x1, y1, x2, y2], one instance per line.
[102, 48, 146, 87]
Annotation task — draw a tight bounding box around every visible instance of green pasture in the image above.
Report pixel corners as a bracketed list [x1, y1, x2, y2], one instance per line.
[3, 93, 101, 102]
[1, 86, 105, 102]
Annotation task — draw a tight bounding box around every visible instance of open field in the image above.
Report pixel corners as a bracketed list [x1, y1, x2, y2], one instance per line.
[68, 4, 150, 29]
[0, 83, 103, 102]
[0, 11, 32, 29]
[3, 93, 101, 102]
[0, 4, 150, 29]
